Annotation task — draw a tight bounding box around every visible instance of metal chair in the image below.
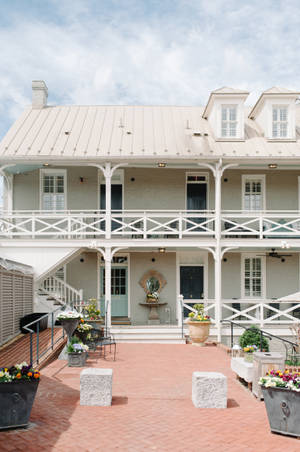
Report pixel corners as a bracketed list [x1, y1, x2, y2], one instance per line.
[86, 327, 116, 361]
[99, 328, 116, 361]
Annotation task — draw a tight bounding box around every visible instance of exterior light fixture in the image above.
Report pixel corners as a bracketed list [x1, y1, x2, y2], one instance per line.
[281, 240, 290, 249]
[43, 163, 49, 166]
[268, 164, 277, 169]
[157, 162, 166, 168]
[158, 248, 166, 253]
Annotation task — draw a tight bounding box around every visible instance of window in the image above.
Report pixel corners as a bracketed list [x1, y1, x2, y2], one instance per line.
[40, 170, 66, 210]
[272, 106, 288, 138]
[221, 106, 237, 137]
[242, 175, 265, 211]
[243, 257, 263, 298]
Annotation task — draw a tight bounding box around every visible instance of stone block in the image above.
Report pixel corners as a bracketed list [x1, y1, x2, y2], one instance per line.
[231, 357, 253, 383]
[192, 371, 227, 408]
[80, 368, 113, 406]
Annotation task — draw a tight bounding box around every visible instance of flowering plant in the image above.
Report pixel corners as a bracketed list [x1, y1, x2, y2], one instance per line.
[0, 362, 40, 383]
[57, 310, 81, 320]
[83, 299, 101, 320]
[76, 322, 93, 333]
[188, 304, 210, 322]
[243, 345, 258, 353]
[67, 337, 88, 354]
[259, 369, 300, 392]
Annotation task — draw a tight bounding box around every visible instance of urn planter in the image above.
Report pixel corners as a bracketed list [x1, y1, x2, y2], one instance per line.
[0, 380, 39, 430]
[262, 386, 300, 437]
[68, 352, 87, 367]
[60, 318, 80, 343]
[188, 321, 210, 346]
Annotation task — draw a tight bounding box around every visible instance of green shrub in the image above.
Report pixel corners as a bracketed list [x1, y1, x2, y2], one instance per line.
[239, 326, 269, 351]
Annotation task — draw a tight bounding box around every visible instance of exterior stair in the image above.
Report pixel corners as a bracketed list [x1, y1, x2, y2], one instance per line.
[36, 275, 83, 310]
[111, 325, 187, 343]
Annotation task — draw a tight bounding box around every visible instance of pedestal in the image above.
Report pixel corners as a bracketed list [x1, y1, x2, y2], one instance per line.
[139, 302, 167, 325]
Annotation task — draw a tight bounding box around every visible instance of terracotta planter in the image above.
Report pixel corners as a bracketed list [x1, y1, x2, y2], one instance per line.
[188, 321, 210, 346]
[0, 380, 39, 430]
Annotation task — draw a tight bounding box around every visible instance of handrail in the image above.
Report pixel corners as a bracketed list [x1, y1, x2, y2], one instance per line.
[23, 306, 66, 366]
[221, 319, 298, 359]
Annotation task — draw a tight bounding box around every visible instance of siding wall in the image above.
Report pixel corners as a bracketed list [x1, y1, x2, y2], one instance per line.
[13, 167, 300, 211]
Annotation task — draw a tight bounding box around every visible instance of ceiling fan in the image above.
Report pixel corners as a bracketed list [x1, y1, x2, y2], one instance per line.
[256, 248, 292, 262]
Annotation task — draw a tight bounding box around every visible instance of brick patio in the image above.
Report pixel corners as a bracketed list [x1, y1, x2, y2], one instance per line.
[1, 344, 300, 452]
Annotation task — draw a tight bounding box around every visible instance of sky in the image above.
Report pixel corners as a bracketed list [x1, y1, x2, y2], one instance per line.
[0, 0, 300, 140]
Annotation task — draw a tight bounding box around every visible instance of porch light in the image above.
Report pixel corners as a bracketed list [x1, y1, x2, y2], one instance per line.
[43, 163, 49, 166]
[158, 248, 166, 253]
[268, 163, 277, 169]
[157, 162, 166, 168]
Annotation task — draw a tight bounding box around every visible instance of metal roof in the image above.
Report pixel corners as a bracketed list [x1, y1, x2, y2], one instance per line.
[1, 104, 300, 161]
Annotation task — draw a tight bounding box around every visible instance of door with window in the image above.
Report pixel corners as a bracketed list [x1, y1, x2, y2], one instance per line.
[180, 266, 204, 317]
[186, 173, 208, 230]
[100, 266, 128, 317]
[41, 170, 66, 211]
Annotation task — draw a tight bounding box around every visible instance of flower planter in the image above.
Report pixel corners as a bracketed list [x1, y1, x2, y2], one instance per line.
[244, 353, 254, 363]
[262, 386, 300, 437]
[68, 352, 87, 367]
[188, 321, 210, 346]
[0, 380, 39, 430]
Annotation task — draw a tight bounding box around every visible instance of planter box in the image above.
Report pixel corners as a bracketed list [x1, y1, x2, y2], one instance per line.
[262, 386, 300, 437]
[252, 352, 285, 400]
[0, 380, 39, 430]
[68, 352, 87, 367]
[20, 313, 48, 333]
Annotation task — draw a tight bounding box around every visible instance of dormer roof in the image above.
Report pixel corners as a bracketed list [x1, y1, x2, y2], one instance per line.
[248, 86, 300, 119]
[202, 87, 249, 119]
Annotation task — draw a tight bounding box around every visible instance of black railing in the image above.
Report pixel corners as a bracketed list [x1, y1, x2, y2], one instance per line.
[221, 319, 298, 360]
[23, 307, 66, 366]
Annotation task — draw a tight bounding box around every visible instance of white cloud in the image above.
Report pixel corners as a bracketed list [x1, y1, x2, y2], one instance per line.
[0, 0, 300, 137]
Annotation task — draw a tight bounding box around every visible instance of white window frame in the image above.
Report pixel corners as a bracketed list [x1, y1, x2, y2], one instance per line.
[242, 175, 266, 211]
[39, 169, 67, 211]
[241, 253, 266, 299]
[272, 105, 288, 139]
[185, 172, 209, 210]
[221, 105, 238, 138]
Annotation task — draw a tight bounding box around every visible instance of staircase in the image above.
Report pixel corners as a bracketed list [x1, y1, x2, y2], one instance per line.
[38, 275, 83, 307]
[111, 325, 187, 343]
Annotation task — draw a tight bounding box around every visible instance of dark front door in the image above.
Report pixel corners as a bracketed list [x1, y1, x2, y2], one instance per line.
[180, 266, 204, 317]
[100, 184, 123, 231]
[187, 183, 207, 230]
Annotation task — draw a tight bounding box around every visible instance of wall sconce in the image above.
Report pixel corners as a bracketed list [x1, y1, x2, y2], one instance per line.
[79, 177, 84, 183]
[157, 162, 166, 168]
[158, 248, 166, 253]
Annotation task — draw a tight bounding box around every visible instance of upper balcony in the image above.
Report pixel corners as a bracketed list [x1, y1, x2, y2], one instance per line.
[1, 209, 300, 241]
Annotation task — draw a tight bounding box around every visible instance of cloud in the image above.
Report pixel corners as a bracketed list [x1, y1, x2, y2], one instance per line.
[0, 0, 300, 138]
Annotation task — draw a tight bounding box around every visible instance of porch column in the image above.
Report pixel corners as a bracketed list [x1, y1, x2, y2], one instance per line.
[214, 160, 222, 343]
[104, 247, 112, 328]
[0, 168, 13, 211]
[104, 162, 112, 239]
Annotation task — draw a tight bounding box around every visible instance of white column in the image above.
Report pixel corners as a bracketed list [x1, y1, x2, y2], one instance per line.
[2, 172, 13, 211]
[104, 247, 112, 328]
[214, 161, 222, 343]
[105, 162, 112, 239]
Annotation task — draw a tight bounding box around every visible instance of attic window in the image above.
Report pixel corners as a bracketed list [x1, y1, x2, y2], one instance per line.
[221, 106, 237, 137]
[272, 106, 288, 138]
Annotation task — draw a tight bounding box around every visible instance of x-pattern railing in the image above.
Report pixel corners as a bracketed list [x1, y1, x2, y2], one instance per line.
[222, 300, 300, 324]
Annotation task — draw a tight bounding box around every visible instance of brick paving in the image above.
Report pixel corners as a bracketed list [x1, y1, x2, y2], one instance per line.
[1, 344, 300, 452]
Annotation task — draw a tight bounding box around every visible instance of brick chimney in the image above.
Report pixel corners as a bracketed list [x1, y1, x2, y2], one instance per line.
[32, 80, 48, 108]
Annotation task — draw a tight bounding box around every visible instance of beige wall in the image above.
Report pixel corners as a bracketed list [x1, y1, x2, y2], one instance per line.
[67, 251, 98, 301]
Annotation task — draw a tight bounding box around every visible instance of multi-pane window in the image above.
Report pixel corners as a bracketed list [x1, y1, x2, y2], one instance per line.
[244, 257, 262, 297]
[42, 173, 65, 210]
[272, 106, 288, 138]
[102, 268, 126, 295]
[221, 106, 237, 137]
[243, 178, 264, 210]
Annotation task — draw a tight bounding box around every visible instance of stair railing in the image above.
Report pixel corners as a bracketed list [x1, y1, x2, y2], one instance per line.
[40, 275, 83, 306]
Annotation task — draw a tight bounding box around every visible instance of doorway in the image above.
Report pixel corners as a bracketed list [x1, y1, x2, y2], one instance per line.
[180, 265, 204, 317]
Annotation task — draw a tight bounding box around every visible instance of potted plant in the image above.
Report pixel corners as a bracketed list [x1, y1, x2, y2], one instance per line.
[0, 362, 40, 430]
[259, 369, 300, 437]
[74, 320, 93, 343]
[83, 299, 102, 328]
[146, 277, 159, 303]
[57, 310, 81, 343]
[243, 344, 258, 362]
[67, 338, 89, 367]
[187, 303, 211, 346]
[239, 326, 269, 352]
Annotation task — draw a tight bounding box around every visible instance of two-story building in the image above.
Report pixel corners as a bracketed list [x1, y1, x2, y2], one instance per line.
[1, 81, 300, 343]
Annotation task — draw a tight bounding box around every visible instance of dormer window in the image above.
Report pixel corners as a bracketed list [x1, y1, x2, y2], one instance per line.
[272, 106, 288, 138]
[221, 105, 237, 137]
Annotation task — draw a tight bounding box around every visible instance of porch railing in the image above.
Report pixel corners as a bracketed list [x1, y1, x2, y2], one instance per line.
[40, 275, 83, 305]
[178, 296, 300, 337]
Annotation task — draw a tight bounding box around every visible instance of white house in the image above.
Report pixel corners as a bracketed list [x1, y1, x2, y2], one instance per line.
[1, 81, 300, 343]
